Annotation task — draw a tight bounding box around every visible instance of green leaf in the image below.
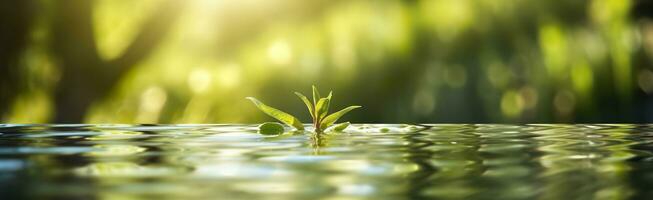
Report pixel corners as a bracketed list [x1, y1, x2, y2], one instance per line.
[332, 122, 350, 132]
[258, 122, 284, 135]
[246, 97, 304, 130]
[319, 91, 333, 119]
[294, 92, 314, 119]
[320, 106, 361, 128]
[312, 85, 320, 105]
[315, 97, 330, 121]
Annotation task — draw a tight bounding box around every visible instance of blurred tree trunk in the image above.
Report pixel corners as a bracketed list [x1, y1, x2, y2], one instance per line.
[50, 0, 183, 123]
[49, 0, 330, 123]
[0, 1, 33, 119]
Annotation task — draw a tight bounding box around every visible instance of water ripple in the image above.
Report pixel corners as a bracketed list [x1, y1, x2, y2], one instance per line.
[1, 124, 653, 199]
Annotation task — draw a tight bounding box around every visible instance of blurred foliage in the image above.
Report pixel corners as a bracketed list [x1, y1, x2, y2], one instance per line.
[2, 0, 653, 123]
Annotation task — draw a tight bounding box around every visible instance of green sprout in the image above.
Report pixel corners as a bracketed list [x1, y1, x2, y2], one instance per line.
[246, 85, 361, 134]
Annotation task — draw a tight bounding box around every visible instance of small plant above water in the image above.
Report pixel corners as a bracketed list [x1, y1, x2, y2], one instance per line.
[246, 86, 361, 134]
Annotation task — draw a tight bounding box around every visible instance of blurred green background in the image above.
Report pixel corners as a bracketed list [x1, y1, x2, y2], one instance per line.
[2, 0, 653, 123]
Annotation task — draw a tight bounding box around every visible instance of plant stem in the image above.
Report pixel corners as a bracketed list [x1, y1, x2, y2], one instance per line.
[314, 120, 322, 134]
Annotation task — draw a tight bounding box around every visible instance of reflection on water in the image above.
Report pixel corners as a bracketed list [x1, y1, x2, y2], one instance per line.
[1, 124, 653, 199]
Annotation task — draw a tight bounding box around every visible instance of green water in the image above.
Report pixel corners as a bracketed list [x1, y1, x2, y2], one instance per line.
[1, 124, 653, 199]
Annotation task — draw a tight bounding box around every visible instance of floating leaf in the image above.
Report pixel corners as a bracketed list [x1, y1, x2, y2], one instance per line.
[332, 122, 350, 132]
[258, 122, 284, 135]
[320, 106, 361, 128]
[246, 97, 304, 130]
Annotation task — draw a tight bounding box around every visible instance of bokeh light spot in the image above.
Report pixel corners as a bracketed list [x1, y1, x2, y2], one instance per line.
[268, 39, 293, 66]
[554, 90, 576, 117]
[501, 90, 524, 118]
[638, 69, 653, 94]
[188, 68, 213, 94]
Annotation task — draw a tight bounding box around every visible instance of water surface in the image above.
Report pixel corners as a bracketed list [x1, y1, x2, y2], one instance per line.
[1, 124, 653, 199]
